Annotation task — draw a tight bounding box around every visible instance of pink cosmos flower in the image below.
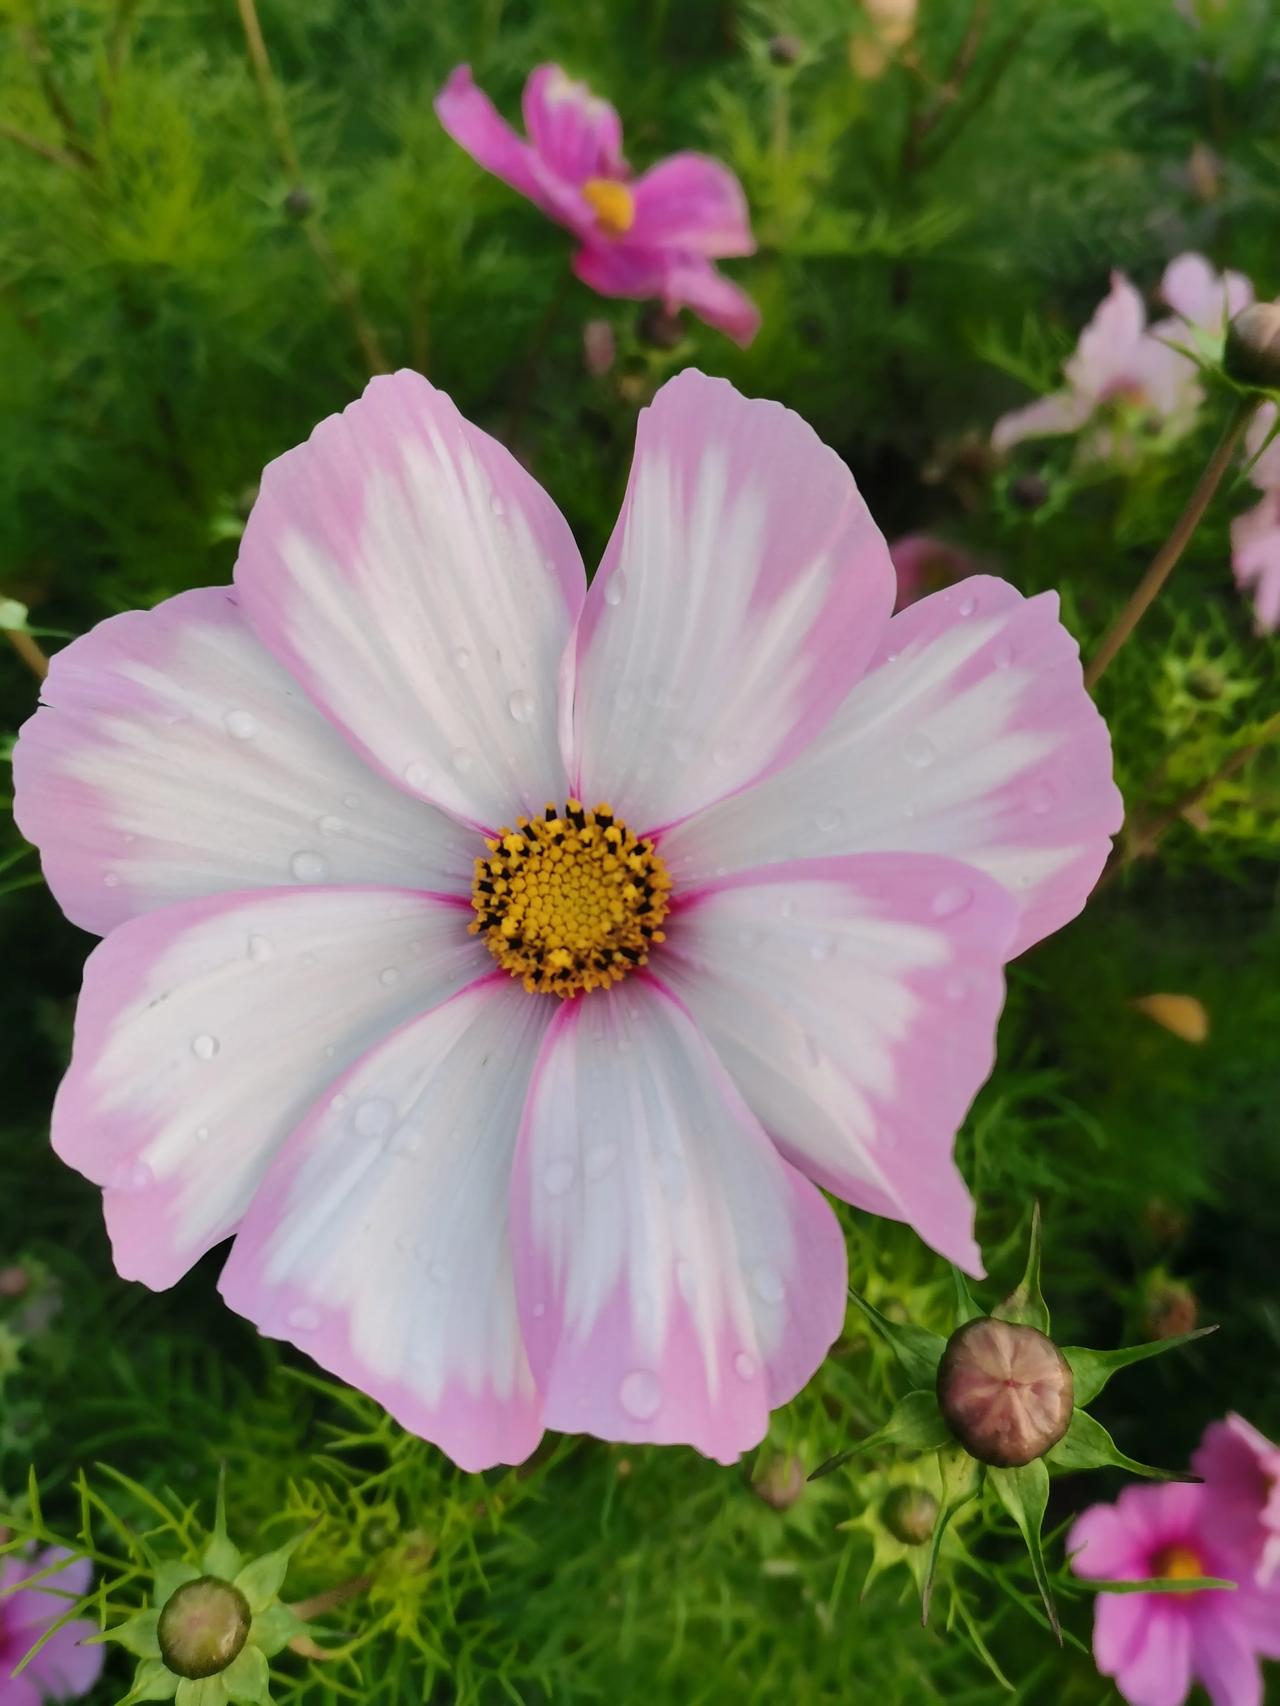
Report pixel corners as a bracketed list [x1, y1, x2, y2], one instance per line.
[1232, 402, 1280, 633]
[888, 534, 977, 612]
[435, 64, 759, 346]
[1194, 1415, 1280, 1587]
[992, 255, 1252, 455]
[0, 1549, 103, 1705]
[15, 370, 1120, 1471]
[1070, 1479, 1280, 1706]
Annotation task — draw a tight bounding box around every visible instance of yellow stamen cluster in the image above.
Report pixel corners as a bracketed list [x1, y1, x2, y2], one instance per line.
[1152, 1544, 1205, 1582]
[582, 177, 636, 238]
[470, 801, 672, 998]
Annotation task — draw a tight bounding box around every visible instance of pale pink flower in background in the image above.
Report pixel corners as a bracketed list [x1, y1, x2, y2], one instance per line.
[1232, 402, 1280, 633]
[0, 1549, 103, 1705]
[1070, 1475, 1280, 1706]
[993, 255, 1251, 456]
[1195, 1415, 1280, 1587]
[889, 534, 977, 612]
[16, 369, 1119, 1471]
[436, 65, 759, 346]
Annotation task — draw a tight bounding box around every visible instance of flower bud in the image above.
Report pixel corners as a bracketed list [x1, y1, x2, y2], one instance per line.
[582, 319, 616, 378]
[752, 1453, 806, 1511]
[936, 1317, 1074, 1468]
[638, 304, 685, 350]
[283, 185, 315, 220]
[1225, 303, 1280, 390]
[157, 1576, 251, 1680]
[1144, 1277, 1199, 1340]
[767, 33, 802, 66]
[880, 1484, 938, 1546]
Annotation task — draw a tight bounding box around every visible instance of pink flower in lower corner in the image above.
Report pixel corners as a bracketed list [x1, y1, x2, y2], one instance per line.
[1195, 1415, 1280, 1587]
[15, 370, 1121, 1472]
[1070, 1478, 1280, 1706]
[1, 1549, 103, 1705]
[435, 64, 759, 345]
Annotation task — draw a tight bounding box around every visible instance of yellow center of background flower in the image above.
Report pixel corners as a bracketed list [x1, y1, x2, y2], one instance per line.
[1151, 1543, 1204, 1580]
[471, 801, 671, 997]
[582, 177, 635, 237]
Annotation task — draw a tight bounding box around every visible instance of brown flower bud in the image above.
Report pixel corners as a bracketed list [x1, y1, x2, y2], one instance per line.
[1144, 1278, 1199, 1340]
[157, 1576, 251, 1680]
[752, 1453, 806, 1511]
[767, 33, 802, 66]
[1225, 303, 1280, 390]
[283, 185, 314, 220]
[936, 1317, 1074, 1468]
[880, 1484, 938, 1545]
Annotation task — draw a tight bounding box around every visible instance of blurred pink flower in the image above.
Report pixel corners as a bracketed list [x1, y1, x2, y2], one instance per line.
[889, 535, 977, 611]
[1070, 1477, 1280, 1706]
[436, 65, 759, 345]
[0, 1549, 103, 1704]
[1195, 1415, 1280, 1587]
[1232, 402, 1280, 633]
[993, 255, 1251, 456]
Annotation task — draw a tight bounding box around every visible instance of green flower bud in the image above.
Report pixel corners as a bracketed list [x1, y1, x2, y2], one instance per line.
[157, 1576, 251, 1680]
[880, 1484, 938, 1546]
[936, 1316, 1074, 1468]
[1225, 303, 1280, 390]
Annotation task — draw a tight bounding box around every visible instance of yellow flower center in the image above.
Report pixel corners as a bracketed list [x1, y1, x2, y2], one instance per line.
[470, 801, 671, 998]
[1151, 1543, 1204, 1581]
[582, 177, 636, 238]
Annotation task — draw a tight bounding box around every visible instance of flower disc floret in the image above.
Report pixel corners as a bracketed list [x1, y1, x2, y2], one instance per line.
[470, 800, 672, 997]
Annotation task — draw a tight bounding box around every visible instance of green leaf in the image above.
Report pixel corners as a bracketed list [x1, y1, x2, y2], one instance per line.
[950, 1266, 984, 1326]
[846, 1288, 946, 1389]
[988, 1460, 1060, 1643]
[248, 1600, 307, 1659]
[808, 1390, 949, 1481]
[107, 1609, 163, 1659]
[122, 1659, 179, 1703]
[233, 1531, 308, 1615]
[1047, 1409, 1189, 1480]
[992, 1202, 1050, 1334]
[920, 1444, 983, 1626]
[201, 1471, 242, 1581]
[1062, 1326, 1218, 1406]
[174, 1678, 229, 1706]
[153, 1562, 201, 1606]
[1087, 1575, 1236, 1595]
[222, 1643, 272, 1706]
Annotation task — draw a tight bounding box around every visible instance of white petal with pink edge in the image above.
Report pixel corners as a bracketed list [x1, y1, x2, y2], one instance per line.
[510, 980, 847, 1463]
[13, 587, 475, 936]
[565, 371, 894, 831]
[661, 577, 1122, 956]
[660, 854, 1016, 1275]
[219, 977, 551, 1472]
[235, 370, 585, 830]
[52, 887, 488, 1289]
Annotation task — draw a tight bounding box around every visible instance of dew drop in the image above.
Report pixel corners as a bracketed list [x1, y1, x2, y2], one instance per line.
[104, 872, 121, 888]
[317, 814, 347, 836]
[450, 747, 475, 774]
[322, 1044, 336, 1059]
[603, 572, 627, 607]
[353, 1096, 396, 1139]
[1027, 781, 1054, 815]
[957, 595, 978, 617]
[752, 1264, 785, 1305]
[734, 1352, 757, 1380]
[247, 934, 273, 962]
[585, 1144, 617, 1180]
[191, 1034, 220, 1062]
[993, 642, 1015, 669]
[290, 850, 328, 881]
[224, 710, 257, 740]
[618, 1369, 662, 1420]
[342, 792, 360, 809]
[330, 1091, 348, 1112]
[543, 1158, 576, 1197]
[287, 1305, 321, 1332]
[815, 807, 844, 833]
[532, 1302, 547, 1319]
[779, 897, 797, 920]
[379, 967, 400, 987]
[508, 689, 536, 724]
[904, 732, 936, 769]
[452, 647, 471, 672]
[490, 493, 506, 518]
[111, 1158, 153, 1192]
[931, 885, 971, 919]
[404, 760, 432, 792]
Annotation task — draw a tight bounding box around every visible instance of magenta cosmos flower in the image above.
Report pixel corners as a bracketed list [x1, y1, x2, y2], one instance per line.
[1070, 1478, 1280, 1706]
[0, 1549, 103, 1705]
[1195, 1415, 1280, 1587]
[992, 254, 1252, 454]
[435, 64, 759, 346]
[15, 370, 1120, 1471]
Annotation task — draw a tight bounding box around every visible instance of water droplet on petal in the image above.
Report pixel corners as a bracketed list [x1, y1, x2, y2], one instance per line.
[287, 1305, 320, 1332]
[543, 1158, 576, 1196]
[490, 493, 506, 518]
[290, 850, 328, 881]
[195, 1126, 210, 1144]
[585, 1144, 617, 1180]
[453, 648, 471, 672]
[508, 690, 536, 724]
[752, 1265, 785, 1305]
[619, 1370, 662, 1420]
[904, 733, 936, 769]
[958, 595, 978, 617]
[111, 1158, 153, 1192]
[104, 872, 121, 888]
[379, 967, 400, 987]
[993, 642, 1015, 669]
[317, 814, 347, 836]
[931, 885, 971, 919]
[450, 747, 475, 774]
[247, 934, 272, 962]
[404, 760, 432, 792]
[353, 1096, 396, 1139]
[532, 1302, 546, 1319]
[224, 710, 256, 740]
[779, 898, 797, 920]
[603, 572, 627, 607]
[734, 1352, 757, 1380]
[342, 792, 360, 809]
[815, 807, 844, 833]
[1027, 782, 1054, 815]
[191, 1034, 220, 1061]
